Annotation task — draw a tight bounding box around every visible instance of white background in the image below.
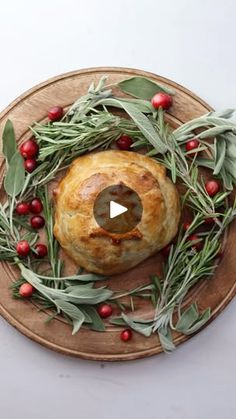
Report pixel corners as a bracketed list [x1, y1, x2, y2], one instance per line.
[0, 1, 236, 418]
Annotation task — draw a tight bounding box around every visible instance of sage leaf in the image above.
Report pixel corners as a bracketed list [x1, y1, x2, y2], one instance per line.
[158, 327, 175, 353]
[197, 125, 236, 140]
[182, 308, 211, 335]
[121, 313, 152, 337]
[209, 109, 235, 119]
[66, 287, 113, 305]
[220, 167, 233, 190]
[77, 307, 92, 323]
[175, 303, 199, 332]
[195, 158, 215, 170]
[2, 120, 16, 165]
[72, 319, 84, 335]
[225, 133, 236, 159]
[4, 152, 25, 197]
[54, 299, 85, 334]
[118, 76, 174, 99]
[213, 138, 226, 175]
[113, 98, 154, 113]
[224, 157, 236, 179]
[81, 306, 105, 331]
[109, 317, 126, 326]
[117, 100, 167, 153]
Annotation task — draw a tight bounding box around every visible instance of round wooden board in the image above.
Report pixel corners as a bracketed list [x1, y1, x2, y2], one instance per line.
[0, 67, 235, 361]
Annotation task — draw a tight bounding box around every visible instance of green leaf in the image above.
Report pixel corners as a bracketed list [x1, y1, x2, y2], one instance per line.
[210, 109, 235, 119]
[224, 157, 236, 179]
[175, 303, 199, 332]
[150, 274, 162, 294]
[197, 125, 236, 140]
[213, 138, 226, 175]
[224, 133, 236, 159]
[81, 306, 105, 331]
[114, 98, 154, 113]
[220, 167, 234, 190]
[109, 317, 126, 326]
[66, 286, 113, 305]
[170, 151, 177, 183]
[195, 157, 215, 170]
[2, 120, 16, 165]
[182, 308, 211, 335]
[54, 299, 85, 335]
[4, 151, 25, 197]
[116, 100, 167, 154]
[118, 76, 174, 99]
[121, 313, 152, 337]
[72, 319, 84, 335]
[158, 327, 175, 353]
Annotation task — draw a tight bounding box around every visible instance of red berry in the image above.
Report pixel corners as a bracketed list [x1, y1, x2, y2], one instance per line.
[183, 221, 192, 231]
[35, 244, 48, 258]
[19, 283, 34, 298]
[205, 180, 220, 197]
[48, 106, 64, 121]
[97, 304, 113, 318]
[151, 93, 173, 110]
[120, 329, 132, 342]
[20, 139, 39, 159]
[15, 202, 30, 216]
[116, 135, 133, 150]
[30, 215, 45, 229]
[205, 217, 215, 225]
[16, 240, 30, 257]
[185, 139, 200, 155]
[161, 244, 171, 257]
[188, 234, 203, 251]
[24, 159, 37, 173]
[30, 198, 43, 214]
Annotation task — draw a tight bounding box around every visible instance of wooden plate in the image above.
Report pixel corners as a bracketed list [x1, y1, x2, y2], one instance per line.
[0, 67, 235, 361]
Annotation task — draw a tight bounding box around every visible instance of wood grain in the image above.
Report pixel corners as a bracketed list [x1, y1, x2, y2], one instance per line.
[0, 67, 235, 361]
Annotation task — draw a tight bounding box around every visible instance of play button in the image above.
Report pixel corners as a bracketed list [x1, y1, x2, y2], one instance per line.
[110, 201, 128, 219]
[93, 184, 143, 234]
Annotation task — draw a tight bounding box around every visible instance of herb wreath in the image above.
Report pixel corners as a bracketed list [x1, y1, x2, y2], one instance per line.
[1, 76, 236, 351]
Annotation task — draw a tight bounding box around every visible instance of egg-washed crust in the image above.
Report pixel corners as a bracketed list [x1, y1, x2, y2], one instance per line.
[54, 150, 180, 275]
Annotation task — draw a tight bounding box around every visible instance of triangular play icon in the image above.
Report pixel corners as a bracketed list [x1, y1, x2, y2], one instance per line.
[109, 201, 128, 219]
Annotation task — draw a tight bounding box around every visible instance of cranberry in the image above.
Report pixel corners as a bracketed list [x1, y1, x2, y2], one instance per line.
[185, 139, 200, 155]
[205, 180, 220, 197]
[24, 159, 37, 173]
[19, 283, 34, 298]
[16, 240, 30, 257]
[30, 198, 43, 214]
[97, 304, 113, 318]
[205, 217, 215, 225]
[15, 202, 30, 216]
[120, 329, 132, 342]
[116, 135, 133, 150]
[151, 93, 173, 110]
[20, 139, 39, 159]
[188, 234, 203, 251]
[183, 221, 192, 231]
[48, 106, 64, 121]
[30, 215, 45, 229]
[161, 244, 171, 257]
[35, 244, 48, 258]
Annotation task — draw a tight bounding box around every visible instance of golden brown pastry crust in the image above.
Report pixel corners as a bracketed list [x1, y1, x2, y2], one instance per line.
[54, 150, 180, 274]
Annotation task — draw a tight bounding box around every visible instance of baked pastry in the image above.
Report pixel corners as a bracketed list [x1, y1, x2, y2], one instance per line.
[54, 150, 180, 275]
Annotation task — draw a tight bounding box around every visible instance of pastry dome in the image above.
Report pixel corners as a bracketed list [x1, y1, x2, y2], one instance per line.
[54, 150, 180, 275]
